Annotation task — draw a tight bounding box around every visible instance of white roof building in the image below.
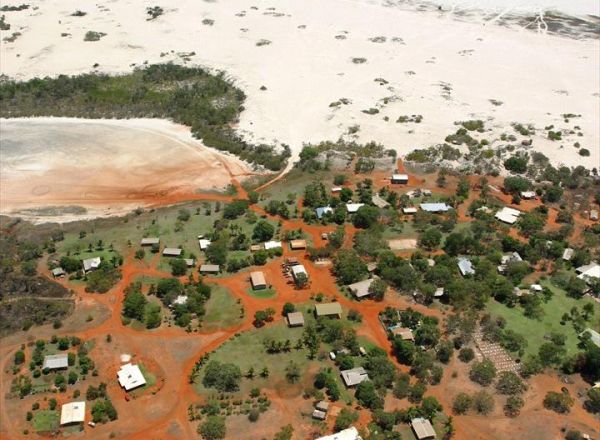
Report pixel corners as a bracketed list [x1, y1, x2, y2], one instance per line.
[458, 258, 475, 276]
[340, 367, 369, 387]
[420, 203, 451, 213]
[411, 417, 436, 439]
[562, 248, 574, 261]
[43, 353, 69, 370]
[82, 257, 101, 272]
[140, 237, 160, 246]
[172, 295, 188, 305]
[347, 278, 376, 299]
[291, 264, 308, 281]
[198, 239, 212, 250]
[60, 402, 86, 425]
[264, 240, 282, 250]
[530, 284, 543, 292]
[316, 427, 363, 440]
[162, 247, 182, 257]
[346, 203, 365, 213]
[372, 194, 390, 209]
[520, 191, 536, 199]
[391, 173, 409, 183]
[316, 206, 334, 219]
[495, 207, 521, 224]
[576, 263, 600, 283]
[117, 363, 146, 391]
[403, 207, 418, 214]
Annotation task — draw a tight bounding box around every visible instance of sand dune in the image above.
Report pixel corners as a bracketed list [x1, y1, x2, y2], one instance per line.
[0, 0, 598, 168]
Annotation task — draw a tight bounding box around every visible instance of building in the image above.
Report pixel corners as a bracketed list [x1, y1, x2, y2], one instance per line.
[391, 173, 409, 184]
[576, 263, 600, 283]
[200, 264, 220, 274]
[495, 207, 521, 224]
[185, 259, 195, 267]
[82, 257, 101, 273]
[420, 203, 451, 213]
[346, 203, 365, 213]
[562, 248, 574, 261]
[341, 367, 369, 387]
[316, 206, 333, 219]
[520, 191, 536, 199]
[162, 248, 182, 257]
[264, 240, 282, 250]
[498, 252, 523, 273]
[391, 327, 415, 341]
[458, 258, 475, 276]
[434, 287, 444, 298]
[291, 264, 309, 284]
[117, 363, 146, 391]
[312, 409, 327, 420]
[287, 311, 305, 327]
[403, 207, 418, 215]
[372, 194, 390, 209]
[140, 237, 160, 246]
[367, 262, 377, 273]
[60, 402, 86, 425]
[172, 295, 188, 306]
[198, 239, 212, 251]
[315, 302, 342, 319]
[530, 284, 543, 292]
[590, 210, 599, 221]
[331, 186, 343, 193]
[42, 353, 69, 370]
[347, 278, 376, 299]
[582, 328, 600, 348]
[290, 239, 307, 250]
[411, 417, 436, 439]
[51, 267, 65, 278]
[250, 244, 263, 252]
[316, 427, 363, 440]
[250, 271, 267, 290]
[315, 401, 330, 412]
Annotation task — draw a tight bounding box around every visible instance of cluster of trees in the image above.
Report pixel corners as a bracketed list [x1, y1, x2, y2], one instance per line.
[202, 361, 242, 392]
[0, 64, 290, 170]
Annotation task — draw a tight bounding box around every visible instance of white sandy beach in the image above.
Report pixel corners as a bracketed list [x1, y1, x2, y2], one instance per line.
[0, 0, 598, 169]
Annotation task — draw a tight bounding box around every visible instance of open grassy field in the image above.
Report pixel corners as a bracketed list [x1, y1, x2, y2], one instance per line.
[246, 287, 277, 299]
[202, 286, 244, 332]
[486, 279, 600, 357]
[32, 410, 59, 432]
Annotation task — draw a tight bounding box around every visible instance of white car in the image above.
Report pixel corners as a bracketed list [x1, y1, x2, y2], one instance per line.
[329, 351, 336, 360]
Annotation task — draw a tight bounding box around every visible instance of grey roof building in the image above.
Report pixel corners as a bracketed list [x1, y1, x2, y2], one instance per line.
[43, 353, 69, 370]
[457, 258, 475, 276]
[341, 367, 369, 387]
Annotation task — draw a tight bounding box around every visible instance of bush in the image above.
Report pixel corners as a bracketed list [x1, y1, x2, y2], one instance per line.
[452, 392, 472, 414]
[198, 416, 226, 440]
[472, 390, 494, 415]
[458, 347, 475, 363]
[496, 371, 526, 395]
[469, 360, 496, 386]
[84, 31, 106, 42]
[247, 409, 260, 422]
[543, 391, 573, 413]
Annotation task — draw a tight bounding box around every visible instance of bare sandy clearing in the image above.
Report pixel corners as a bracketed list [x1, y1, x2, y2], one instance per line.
[388, 238, 418, 250]
[0, 118, 253, 222]
[0, 0, 598, 168]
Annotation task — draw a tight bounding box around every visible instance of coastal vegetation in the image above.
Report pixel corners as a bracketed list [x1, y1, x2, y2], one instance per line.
[0, 64, 290, 171]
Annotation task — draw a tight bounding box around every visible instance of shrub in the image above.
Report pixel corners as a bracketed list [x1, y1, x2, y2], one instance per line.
[472, 390, 494, 415]
[469, 360, 496, 386]
[543, 391, 573, 413]
[452, 392, 472, 414]
[84, 31, 106, 42]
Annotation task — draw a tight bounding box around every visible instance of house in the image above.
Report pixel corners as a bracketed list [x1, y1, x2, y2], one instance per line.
[331, 187, 343, 193]
[346, 203, 365, 213]
[286, 311, 305, 327]
[341, 367, 369, 387]
[264, 240, 282, 250]
[420, 203, 451, 213]
[458, 258, 475, 276]
[60, 402, 86, 425]
[250, 244, 263, 252]
[530, 284, 543, 292]
[82, 257, 101, 273]
[140, 237, 160, 246]
[590, 210, 599, 221]
[347, 278, 376, 299]
[582, 328, 600, 348]
[411, 417, 436, 439]
[52, 267, 66, 278]
[291, 264, 309, 284]
[434, 287, 444, 298]
[576, 263, 600, 283]
[391, 173, 409, 184]
[498, 252, 523, 273]
[316, 427, 363, 440]
[316, 206, 333, 219]
[403, 207, 418, 215]
[315, 302, 343, 319]
[372, 194, 390, 209]
[562, 248, 574, 261]
[117, 363, 146, 391]
[250, 271, 267, 290]
[391, 327, 415, 341]
[200, 264, 220, 274]
[495, 207, 521, 224]
[312, 409, 327, 420]
[162, 248, 182, 257]
[315, 401, 330, 412]
[172, 295, 188, 306]
[290, 239, 307, 250]
[421, 189, 432, 196]
[43, 353, 69, 370]
[198, 239, 212, 251]
[185, 259, 195, 267]
[367, 262, 377, 273]
[520, 191, 536, 200]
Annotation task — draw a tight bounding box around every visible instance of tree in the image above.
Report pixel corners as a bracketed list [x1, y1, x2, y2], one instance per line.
[340, 187, 354, 202]
[393, 337, 416, 365]
[543, 391, 573, 413]
[169, 258, 187, 276]
[282, 302, 296, 315]
[223, 200, 249, 219]
[352, 205, 380, 229]
[334, 408, 359, 431]
[458, 347, 475, 363]
[420, 396, 442, 419]
[436, 341, 454, 364]
[419, 227, 442, 250]
[585, 388, 600, 413]
[452, 393, 472, 414]
[538, 342, 565, 367]
[355, 380, 383, 410]
[496, 371, 526, 395]
[252, 220, 275, 242]
[469, 360, 496, 386]
[198, 416, 226, 440]
[202, 361, 242, 392]
[368, 278, 388, 301]
[504, 156, 528, 174]
[285, 361, 300, 383]
[302, 324, 320, 359]
[472, 390, 494, 415]
[123, 288, 148, 321]
[333, 250, 368, 284]
[504, 395, 524, 417]
[14, 350, 25, 365]
[273, 424, 294, 440]
[504, 176, 531, 194]
[134, 249, 145, 260]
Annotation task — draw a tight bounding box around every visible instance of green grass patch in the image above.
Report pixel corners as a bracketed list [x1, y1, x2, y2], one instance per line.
[246, 287, 276, 299]
[32, 410, 59, 432]
[486, 279, 600, 357]
[202, 286, 244, 332]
